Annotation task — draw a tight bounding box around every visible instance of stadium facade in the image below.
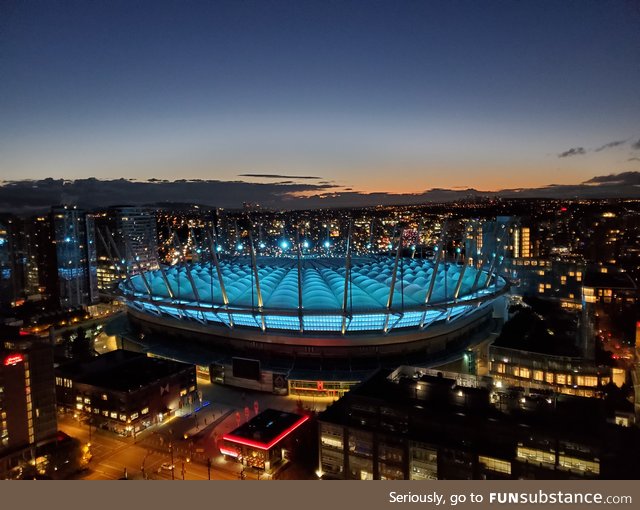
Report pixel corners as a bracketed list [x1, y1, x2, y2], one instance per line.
[119, 251, 509, 394]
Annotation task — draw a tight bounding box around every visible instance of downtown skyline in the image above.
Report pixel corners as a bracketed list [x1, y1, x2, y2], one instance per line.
[1, 0, 639, 195]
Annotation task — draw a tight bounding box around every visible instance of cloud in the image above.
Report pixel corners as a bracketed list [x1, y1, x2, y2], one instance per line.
[558, 147, 586, 158]
[583, 171, 640, 185]
[0, 178, 337, 214]
[238, 173, 323, 180]
[594, 140, 627, 152]
[1, 172, 639, 214]
[632, 139, 640, 150]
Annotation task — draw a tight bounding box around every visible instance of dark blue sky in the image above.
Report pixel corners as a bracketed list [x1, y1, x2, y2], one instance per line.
[1, 0, 639, 193]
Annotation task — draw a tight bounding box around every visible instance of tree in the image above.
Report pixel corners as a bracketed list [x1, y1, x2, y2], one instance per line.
[71, 326, 93, 360]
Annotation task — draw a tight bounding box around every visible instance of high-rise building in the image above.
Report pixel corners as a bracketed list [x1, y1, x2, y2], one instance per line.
[50, 206, 98, 308]
[94, 206, 158, 290]
[23, 214, 54, 300]
[0, 215, 30, 310]
[0, 333, 57, 471]
[0, 222, 14, 310]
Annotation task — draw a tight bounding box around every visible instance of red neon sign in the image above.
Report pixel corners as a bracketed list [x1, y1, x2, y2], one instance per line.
[223, 415, 309, 450]
[4, 354, 24, 366]
[219, 447, 239, 457]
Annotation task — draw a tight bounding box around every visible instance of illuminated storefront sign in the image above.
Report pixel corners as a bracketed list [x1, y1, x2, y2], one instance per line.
[4, 353, 24, 366]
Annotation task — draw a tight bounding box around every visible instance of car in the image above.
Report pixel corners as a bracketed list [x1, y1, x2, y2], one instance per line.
[160, 462, 174, 471]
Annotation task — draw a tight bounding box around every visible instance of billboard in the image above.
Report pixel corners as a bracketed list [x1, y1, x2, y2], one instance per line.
[232, 357, 261, 381]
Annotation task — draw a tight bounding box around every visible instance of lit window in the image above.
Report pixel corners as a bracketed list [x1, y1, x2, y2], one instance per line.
[558, 455, 599, 475]
[583, 376, 597, 387]
[517, 447, 555, 466]
[479, 456, 511, 474]
[321, 435, 344, 450]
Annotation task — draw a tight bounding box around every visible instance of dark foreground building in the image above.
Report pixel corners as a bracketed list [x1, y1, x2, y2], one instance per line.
[0, 334, 58, 475]
[318, 366, 640, 480]
[56, 350, 197, 436]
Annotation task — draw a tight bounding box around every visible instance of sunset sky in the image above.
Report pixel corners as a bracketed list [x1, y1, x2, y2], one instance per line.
[1, 0, 639, 194]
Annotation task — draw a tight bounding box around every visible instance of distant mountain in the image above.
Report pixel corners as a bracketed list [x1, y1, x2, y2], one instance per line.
[0, 171, 638, 214]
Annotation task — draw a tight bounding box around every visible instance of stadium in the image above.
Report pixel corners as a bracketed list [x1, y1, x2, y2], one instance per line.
[121, 254, 508, 376]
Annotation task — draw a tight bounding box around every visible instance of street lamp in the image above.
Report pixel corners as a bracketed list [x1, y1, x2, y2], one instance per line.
[181, 457, 190, 480]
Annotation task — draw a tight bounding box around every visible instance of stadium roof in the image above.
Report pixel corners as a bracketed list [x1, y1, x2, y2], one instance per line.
[124, 256, 502, 313]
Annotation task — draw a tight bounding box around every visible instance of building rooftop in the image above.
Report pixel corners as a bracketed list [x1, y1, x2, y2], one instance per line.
[223, 409, 309, 450]
[56, 349, 193, 393]
[584, 268, 637, 290]
[319, 367, 618, 442]
[125, 256, 505, 313]
[493, 303, 581, 357]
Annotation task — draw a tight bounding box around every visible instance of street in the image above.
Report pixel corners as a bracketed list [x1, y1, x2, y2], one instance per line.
[58, 376, 330, 480]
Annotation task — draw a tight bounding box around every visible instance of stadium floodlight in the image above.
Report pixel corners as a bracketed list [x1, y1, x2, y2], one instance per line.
[323, 240, 331, 249]
[303, 240, 310, 249]
[259, 242, 266, 249]
[236, 243, 243, 251]
[280, 240, 289, 250]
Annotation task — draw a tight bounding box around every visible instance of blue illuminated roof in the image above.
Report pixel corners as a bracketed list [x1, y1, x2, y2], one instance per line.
[123, 256, 503, 313]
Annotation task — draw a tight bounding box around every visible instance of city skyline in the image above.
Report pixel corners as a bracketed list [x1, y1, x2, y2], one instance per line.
[1, 1, 639, 194]
[1, 0, 640, 484]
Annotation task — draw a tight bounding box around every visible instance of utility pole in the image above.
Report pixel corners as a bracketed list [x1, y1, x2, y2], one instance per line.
[207, 457, 212, 480]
